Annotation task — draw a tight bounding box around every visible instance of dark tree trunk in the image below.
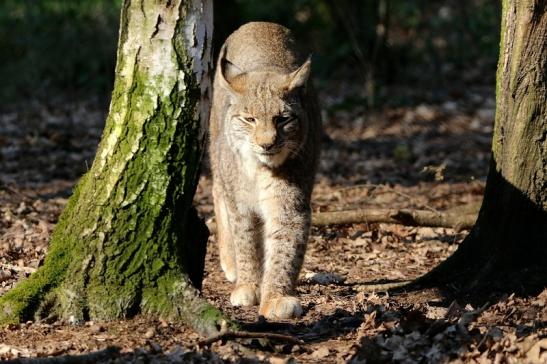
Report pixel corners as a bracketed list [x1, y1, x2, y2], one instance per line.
[0, 0, 229, 336]
[419, 0, 547, 291]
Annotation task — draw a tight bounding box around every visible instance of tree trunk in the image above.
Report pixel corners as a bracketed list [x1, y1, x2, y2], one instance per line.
[419, 0, 547, 291]
[0, 0, 228, 336]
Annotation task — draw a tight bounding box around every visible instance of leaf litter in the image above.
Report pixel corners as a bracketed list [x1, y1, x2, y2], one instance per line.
[0, 88, 545, 363]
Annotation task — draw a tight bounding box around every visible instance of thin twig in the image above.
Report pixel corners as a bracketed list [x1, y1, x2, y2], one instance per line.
[458, 302, 489, 327]
[336, 182, 390, 193]
[457, 302, 490, 339]
[476, 328, 491, 349]
[197, 331, 304, 347]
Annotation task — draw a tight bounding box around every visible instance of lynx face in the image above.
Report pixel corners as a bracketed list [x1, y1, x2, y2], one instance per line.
[219, 59, 311, 168]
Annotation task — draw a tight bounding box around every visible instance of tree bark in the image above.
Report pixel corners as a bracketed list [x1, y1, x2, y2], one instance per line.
[418, 0, 547, 291]
[0, 0, 229, 336]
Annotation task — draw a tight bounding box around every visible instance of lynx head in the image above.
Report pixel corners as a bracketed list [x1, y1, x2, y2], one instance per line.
[218, 52, 311, 168]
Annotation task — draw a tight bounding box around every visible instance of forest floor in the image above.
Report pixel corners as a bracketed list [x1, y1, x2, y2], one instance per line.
[0, 83, 545, 363]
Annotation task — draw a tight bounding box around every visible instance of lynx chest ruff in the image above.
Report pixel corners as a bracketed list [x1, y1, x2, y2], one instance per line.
[209, 21, 321, 320]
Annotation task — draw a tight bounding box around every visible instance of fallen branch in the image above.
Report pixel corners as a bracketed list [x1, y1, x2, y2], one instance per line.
[206, 206, 478, 234]
[197, 331, 304, 347]
[311, 208, 477, 230]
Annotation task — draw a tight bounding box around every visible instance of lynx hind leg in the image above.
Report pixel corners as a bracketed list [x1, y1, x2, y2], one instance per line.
[213, 187, 236, 283]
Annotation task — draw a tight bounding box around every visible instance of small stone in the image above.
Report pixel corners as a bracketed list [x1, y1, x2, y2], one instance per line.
[304, 272, 345, 285]
[441, 101, 458, 112]
[144, 327, 156, 339]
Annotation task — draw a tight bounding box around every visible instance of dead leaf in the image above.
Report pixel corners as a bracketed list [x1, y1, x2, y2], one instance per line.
[524, 339, 547, 364]
[311, 346, 330, 359]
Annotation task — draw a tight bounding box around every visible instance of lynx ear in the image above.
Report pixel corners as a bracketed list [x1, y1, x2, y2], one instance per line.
[218, 46, 247, 94]
[286, 56, 312, 90]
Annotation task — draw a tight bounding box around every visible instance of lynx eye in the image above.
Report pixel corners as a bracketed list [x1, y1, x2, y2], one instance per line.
[274, 115, 293, 125]
[241, 116, 256, 123]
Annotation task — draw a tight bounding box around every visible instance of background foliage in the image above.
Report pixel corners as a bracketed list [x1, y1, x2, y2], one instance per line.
[1, 0, 499, 106]
[0, 0, 120, 103]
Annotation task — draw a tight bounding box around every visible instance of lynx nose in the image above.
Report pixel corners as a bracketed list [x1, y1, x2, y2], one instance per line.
[259, 141, 276, 152]
[256, 128, 277, 152]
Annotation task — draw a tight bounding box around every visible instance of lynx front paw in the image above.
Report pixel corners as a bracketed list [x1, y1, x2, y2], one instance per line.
[230, 285, 259, 307]
[259, 296, 303, 320]
[221, 260, 237, 283]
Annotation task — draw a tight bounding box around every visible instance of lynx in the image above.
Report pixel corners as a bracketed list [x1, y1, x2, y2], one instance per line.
[209, 22, 321, 319]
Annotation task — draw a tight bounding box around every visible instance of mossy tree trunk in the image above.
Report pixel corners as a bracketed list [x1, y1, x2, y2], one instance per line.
[420, 0, 547, 291]
[0, 0, 228, 336]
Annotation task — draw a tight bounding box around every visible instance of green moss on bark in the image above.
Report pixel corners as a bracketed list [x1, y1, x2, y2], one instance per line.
[0, 0, 226, 336]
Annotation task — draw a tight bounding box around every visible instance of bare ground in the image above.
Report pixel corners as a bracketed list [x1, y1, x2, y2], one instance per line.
[0, 88, 545, 363]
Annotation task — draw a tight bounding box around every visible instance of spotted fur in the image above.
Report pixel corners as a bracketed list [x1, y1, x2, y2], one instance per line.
[209, 22, 321, 319]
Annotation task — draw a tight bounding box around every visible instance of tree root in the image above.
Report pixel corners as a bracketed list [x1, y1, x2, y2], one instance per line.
[412, 229, 547, 298]
[354, 280, 413, 293]
[0, 263, 64, 325]
[0, 268, 233, 338]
